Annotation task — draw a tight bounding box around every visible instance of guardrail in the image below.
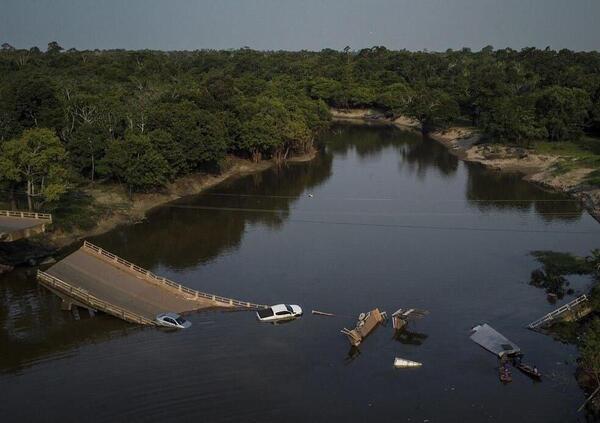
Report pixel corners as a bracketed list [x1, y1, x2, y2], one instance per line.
[37, 270, 155, 325]
[528, 294, 588, 329]
[82, 241, 267, 310]
[0, 210, 52, 222]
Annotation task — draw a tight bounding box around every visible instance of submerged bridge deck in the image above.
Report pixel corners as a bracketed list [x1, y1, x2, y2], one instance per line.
[0, 210, 52, 242]
[38, 241, 266, 325]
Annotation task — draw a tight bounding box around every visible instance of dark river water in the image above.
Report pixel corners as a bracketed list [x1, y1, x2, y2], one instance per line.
[1, 123, 599, 422]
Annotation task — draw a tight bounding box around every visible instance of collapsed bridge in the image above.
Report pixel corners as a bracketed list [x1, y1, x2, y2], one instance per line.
[38, 241, 266, 325]
[0, 210, 52, 242]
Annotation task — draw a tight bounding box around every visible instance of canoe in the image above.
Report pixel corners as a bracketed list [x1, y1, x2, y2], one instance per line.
[394, 357, 423, 368]
[515, 363, 542, 380]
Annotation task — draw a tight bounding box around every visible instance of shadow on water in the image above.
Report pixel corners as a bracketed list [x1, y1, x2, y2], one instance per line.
[402, 134, 459, 177]
[0, 268, 138, 374]
[464, 162, 584, 221]
[327, 122, 418, 160]
[393, 329, 429, 346]
[91, 149, 334, 270]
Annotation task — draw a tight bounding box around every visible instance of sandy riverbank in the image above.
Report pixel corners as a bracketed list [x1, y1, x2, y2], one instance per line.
[331, 108, 600, 222]
[429, 129, 600, 222]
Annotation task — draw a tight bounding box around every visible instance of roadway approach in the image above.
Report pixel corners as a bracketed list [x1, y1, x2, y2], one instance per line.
[0, 210, 52, 242]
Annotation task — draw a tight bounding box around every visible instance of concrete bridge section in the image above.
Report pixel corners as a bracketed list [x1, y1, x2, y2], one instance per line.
[38, 241, 266, 325]
[0, 210, 52, 242]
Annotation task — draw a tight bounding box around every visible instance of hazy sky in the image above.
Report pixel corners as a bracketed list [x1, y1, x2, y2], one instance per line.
[2, 0, 599, 52]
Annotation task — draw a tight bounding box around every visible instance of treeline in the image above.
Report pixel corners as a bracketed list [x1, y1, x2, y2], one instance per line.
[1, 43, 600, 208]
[308, 46, 600, 141]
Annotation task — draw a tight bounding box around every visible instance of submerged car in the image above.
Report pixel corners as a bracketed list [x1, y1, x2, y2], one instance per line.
[155, 312, 192, 329]
[256, 304, 303, 323]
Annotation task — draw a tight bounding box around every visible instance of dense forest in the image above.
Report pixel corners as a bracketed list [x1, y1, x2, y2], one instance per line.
[1, 43, 600, 209]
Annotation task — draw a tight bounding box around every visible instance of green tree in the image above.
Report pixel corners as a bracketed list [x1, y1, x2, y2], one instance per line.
[407, 87, 460, 132]
[147, 101, 227, 169]
[67, 123, 107, 182]
[535, 86, 591, 140]
[148, 129, 186, 177]
[481, 96, 546, 142]
[1, 73, 62, 134]
[308, 77, 344, 106]
[0, 128, 69, 210]
[376, 82, 414, 115]
[100, 131, 170, 195]
[46, 41, 64, 54]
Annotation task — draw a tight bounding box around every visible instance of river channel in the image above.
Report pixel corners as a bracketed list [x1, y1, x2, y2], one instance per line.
[1, 122, 599, 422]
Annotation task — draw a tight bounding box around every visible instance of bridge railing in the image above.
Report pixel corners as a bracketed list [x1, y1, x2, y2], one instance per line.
[82, 241, 267, 310]
[0, 210, 52, 222]
[37, 270, 155, 325]
[528, 294, 589, 329]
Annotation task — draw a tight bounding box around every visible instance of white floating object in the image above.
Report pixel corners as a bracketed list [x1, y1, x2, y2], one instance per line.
[307, 193, 314, 198]
[394, 357, 423, 368]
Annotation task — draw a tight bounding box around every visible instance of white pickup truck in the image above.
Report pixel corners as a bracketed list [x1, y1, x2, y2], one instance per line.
[256, 304, 303, 323]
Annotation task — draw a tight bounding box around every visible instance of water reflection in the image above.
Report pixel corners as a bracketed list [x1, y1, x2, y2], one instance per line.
[394, 329, 429, 346]
[91, 150, 334, 270]
[401, 135, 459, 177]
[328, 123, 460, 177]
[0, 269, 137, 374]
[465, 162, 584, 221]
[327, 122, 420, 160]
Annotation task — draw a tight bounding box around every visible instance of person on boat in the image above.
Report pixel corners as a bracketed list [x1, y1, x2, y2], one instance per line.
[533, 365, 539, 375]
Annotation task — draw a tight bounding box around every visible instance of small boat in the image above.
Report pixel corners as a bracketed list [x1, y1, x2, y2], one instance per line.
[499, 364, 512, 384]
[394, 357, 423, 368]
[515, 363, 542, 380]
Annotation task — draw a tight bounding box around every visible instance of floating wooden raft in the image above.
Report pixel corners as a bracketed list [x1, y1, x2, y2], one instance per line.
[341, 308, 386, 347]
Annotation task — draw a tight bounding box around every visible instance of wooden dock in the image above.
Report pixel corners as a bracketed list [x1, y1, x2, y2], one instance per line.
[38, 241, 267, 325]
[0, 210, 52, 242]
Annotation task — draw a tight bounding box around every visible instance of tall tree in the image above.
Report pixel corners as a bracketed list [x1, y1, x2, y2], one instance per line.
[535, 86, 591, 140]
[100, 131, 170, 196]
[0, 128, 69, 210]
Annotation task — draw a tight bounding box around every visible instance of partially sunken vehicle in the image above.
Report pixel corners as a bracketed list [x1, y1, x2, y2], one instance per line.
[256, 304, 303, 323]
[155, 312, 192, 329]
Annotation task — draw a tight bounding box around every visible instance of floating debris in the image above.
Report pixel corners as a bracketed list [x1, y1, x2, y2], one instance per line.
[470, 323, 521, 358]
[312, 310, 335, 317]
[394, 357, 423, 368]
[341, 308, 386, 347]
[391, 308, 429, 331]
[527, 294, 591, 331]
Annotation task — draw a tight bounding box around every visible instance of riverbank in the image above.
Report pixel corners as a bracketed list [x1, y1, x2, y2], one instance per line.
[48, 151, 317, 248]
[331, 108, 600, 222]
[0, 150, 317, 266]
